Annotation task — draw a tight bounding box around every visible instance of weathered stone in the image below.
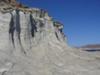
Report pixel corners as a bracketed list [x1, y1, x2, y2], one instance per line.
[0, 1, 100, 75]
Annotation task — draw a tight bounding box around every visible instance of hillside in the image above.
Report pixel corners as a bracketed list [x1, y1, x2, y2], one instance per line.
[0, 0, 100, 75]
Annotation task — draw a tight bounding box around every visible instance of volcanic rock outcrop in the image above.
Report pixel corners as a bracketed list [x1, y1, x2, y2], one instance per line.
[0, 0, 100, 75]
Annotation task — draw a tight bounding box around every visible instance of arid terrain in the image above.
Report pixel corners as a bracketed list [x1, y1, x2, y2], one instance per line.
[0, 0, 100, 75]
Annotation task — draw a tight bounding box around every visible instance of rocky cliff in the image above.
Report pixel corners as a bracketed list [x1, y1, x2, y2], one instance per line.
[0, 0, 100, 75]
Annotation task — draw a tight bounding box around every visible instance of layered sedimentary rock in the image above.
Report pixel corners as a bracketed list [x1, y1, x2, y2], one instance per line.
[0, 1, 100, 75]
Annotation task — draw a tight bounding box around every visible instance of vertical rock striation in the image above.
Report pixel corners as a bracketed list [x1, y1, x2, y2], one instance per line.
[0, 0, 100, 75]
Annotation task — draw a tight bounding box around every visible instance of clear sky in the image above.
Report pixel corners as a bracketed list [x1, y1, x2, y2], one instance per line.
[17, 0, 100, 47]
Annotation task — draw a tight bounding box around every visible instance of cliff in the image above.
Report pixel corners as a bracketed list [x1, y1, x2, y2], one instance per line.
[0, 0, 100, 75]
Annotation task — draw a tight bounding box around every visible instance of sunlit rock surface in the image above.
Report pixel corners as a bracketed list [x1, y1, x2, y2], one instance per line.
[0, 1, 100, 75]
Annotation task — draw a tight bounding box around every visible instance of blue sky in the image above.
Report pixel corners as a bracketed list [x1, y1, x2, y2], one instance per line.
[17, 0, 100, 47]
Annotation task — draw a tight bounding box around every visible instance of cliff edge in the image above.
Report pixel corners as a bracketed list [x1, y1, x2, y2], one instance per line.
[0, 0, 100, 75]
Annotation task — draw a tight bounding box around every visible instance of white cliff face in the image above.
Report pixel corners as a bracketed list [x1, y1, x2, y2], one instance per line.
[0, 7, 100, 75]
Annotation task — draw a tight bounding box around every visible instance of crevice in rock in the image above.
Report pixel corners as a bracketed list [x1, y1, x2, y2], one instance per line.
[30, 14, 37, 37]
[9, 13, 15, 46]
[55, 32, 59, 40]
[15, 9, 21, 43]
[15, 9, 26, 54]
[9, 9, 26, 54]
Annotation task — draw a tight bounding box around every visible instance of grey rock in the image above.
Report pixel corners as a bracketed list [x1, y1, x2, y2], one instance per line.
[0, 6, 100, 75]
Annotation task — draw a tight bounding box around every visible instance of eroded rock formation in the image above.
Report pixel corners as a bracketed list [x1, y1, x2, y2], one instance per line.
[0, 1, 100, 75]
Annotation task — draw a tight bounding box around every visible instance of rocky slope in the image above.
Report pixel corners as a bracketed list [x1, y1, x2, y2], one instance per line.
[0, 0, 100, 75]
